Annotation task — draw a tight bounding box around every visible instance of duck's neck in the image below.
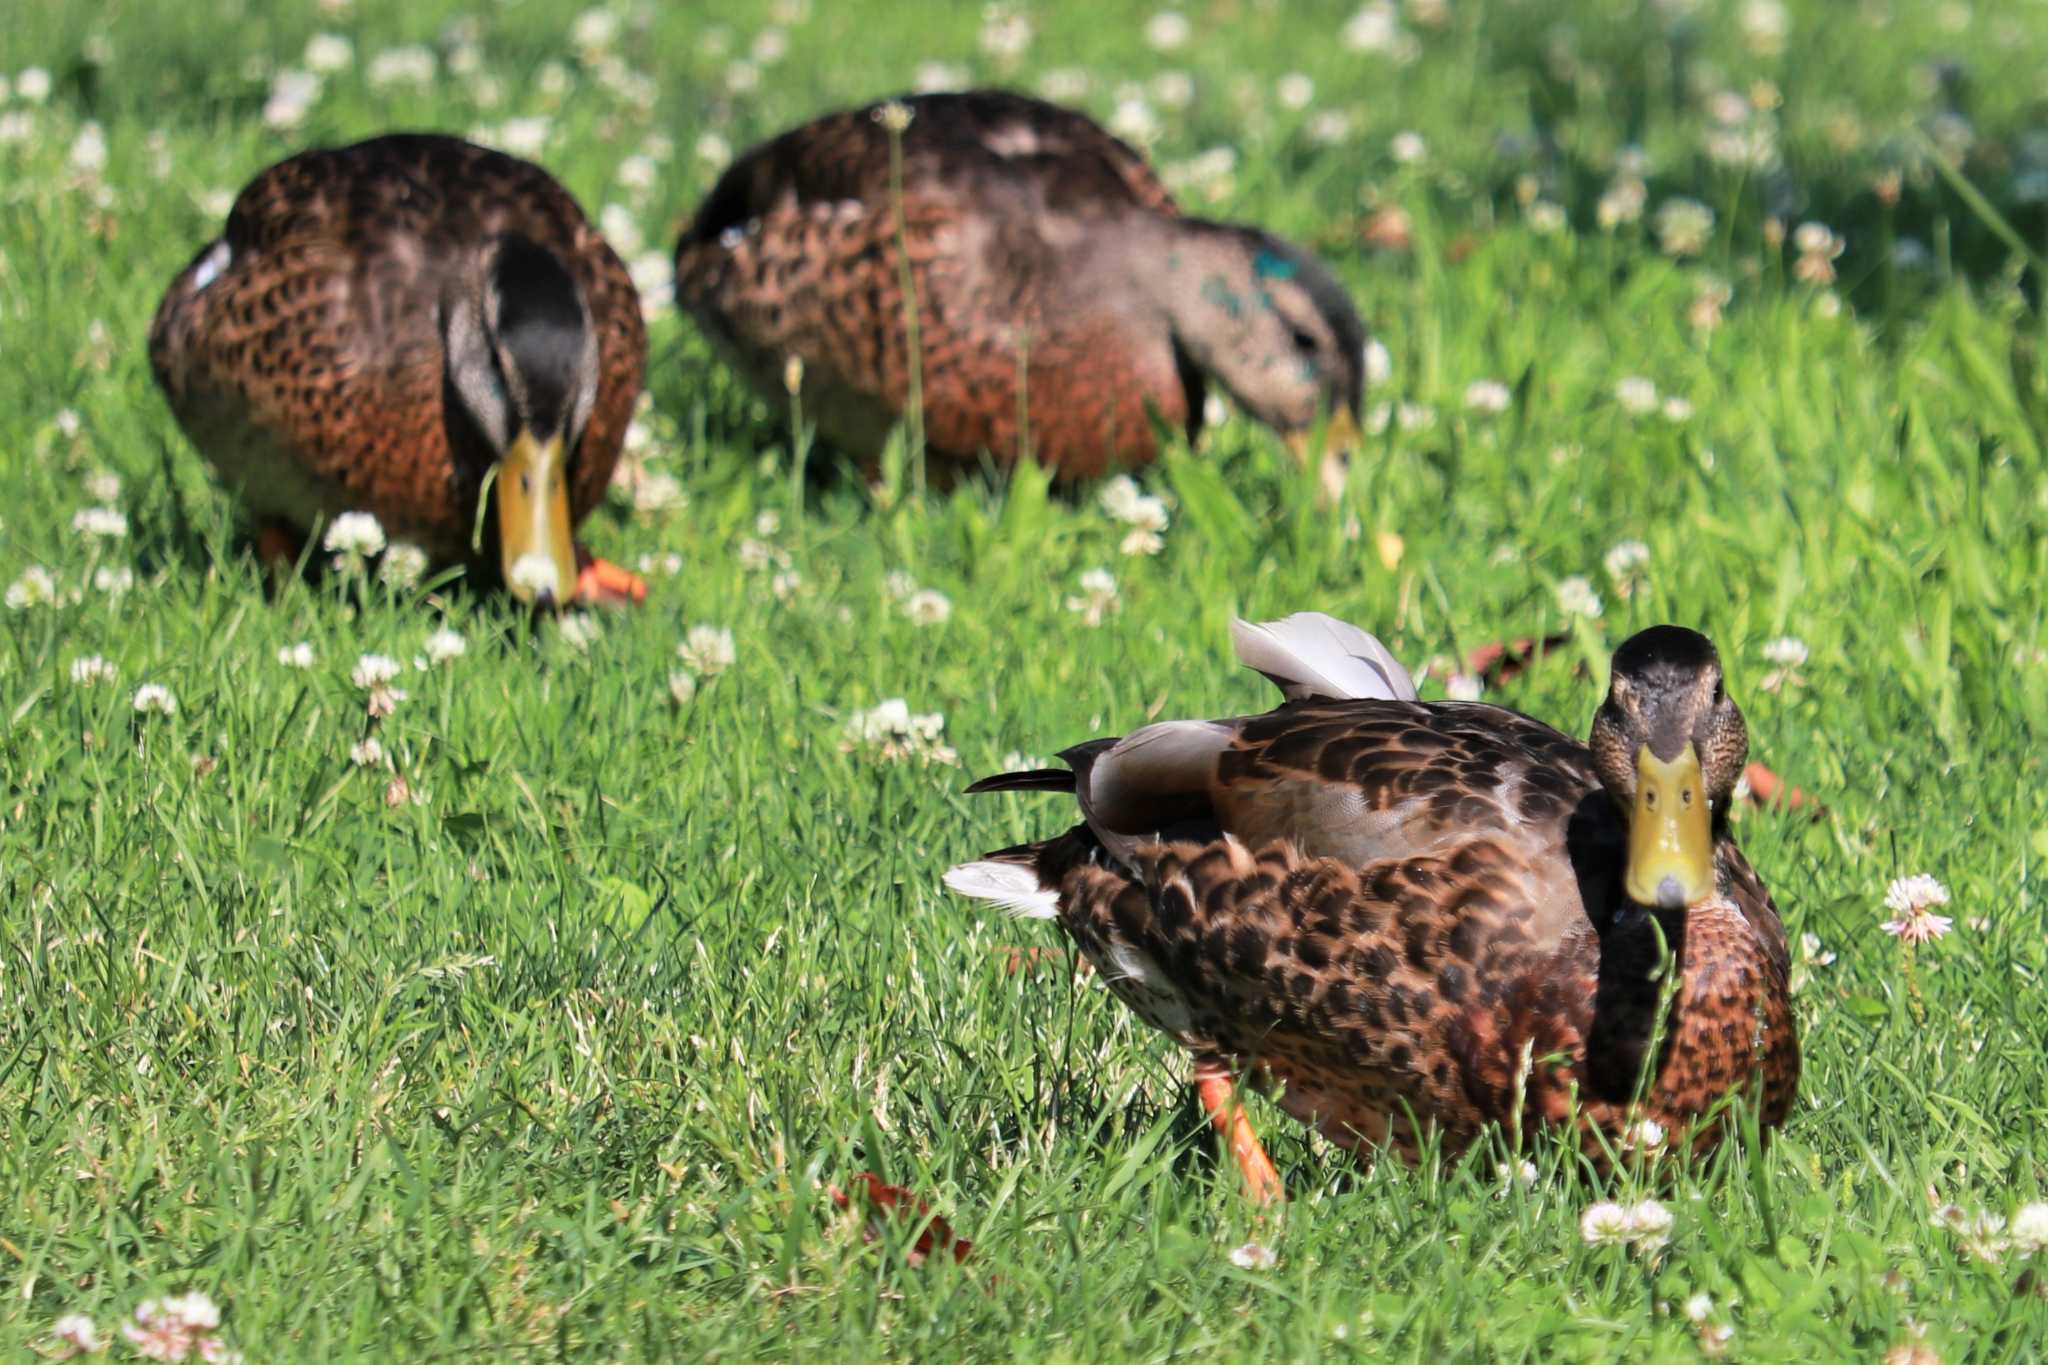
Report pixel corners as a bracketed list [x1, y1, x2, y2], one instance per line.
[1583, 903, 1688, 1100]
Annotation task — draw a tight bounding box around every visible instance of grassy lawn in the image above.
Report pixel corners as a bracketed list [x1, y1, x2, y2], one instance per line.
[4, 0, 2048, 1357]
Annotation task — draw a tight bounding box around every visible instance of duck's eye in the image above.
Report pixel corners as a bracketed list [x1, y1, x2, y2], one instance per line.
[1643, 788, 1658, 810]
[1680, 785, 1694, 807]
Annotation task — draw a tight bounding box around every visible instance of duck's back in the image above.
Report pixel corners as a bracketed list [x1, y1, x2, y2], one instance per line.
[675, 92, 1200, 476]
[149, 134, 643, 558]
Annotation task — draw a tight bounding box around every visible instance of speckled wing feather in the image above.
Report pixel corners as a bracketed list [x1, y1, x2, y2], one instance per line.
[149, 134, 644, 560]
[674, 92, 1199, 475]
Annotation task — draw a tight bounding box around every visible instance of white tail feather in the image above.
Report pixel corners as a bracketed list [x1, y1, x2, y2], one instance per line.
[1230, 612, 1417, 702]
[942, 860, 1059, 919]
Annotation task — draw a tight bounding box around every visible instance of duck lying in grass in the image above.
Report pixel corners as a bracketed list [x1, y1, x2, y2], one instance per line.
[948, 614, 1798, 1198]
[150, 134, 648, 607]
[675, 90, 1368, 489]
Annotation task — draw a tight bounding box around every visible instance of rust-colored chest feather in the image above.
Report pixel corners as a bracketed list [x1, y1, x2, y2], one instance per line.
[149, 134, 645, 564]
[1046, 833, 1797, 1170]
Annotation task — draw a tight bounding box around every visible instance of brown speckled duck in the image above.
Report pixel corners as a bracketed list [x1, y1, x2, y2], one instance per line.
[947, 615, 1798, 1199]
[150, 133, 648, 606]
[675, 90, 1368, 485]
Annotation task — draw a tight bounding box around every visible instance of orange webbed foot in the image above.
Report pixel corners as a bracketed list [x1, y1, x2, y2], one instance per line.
[1194, 1058, 1284, 1205]
[572, 549, 648, 607]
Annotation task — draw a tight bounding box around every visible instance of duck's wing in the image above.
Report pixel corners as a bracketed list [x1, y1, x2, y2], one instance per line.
[681, 89, 1174, 242]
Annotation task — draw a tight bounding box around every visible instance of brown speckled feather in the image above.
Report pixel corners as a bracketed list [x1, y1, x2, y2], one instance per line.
[150, 133, 645, 565]
[675, 90, 1209, 478]
[965, 693, 1798, 1171]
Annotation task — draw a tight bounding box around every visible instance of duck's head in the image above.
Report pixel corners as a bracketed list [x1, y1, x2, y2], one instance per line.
[445, 233, 600, 607]
[1588, 626, 1749, 911]
[1150, 221, 1367, 465]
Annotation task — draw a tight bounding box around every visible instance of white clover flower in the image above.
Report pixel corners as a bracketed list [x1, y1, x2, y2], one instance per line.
[1099, 476, 1169, 532]
[883, 569, 919, 601]
[1145, 10, 1191, 50]
[1445, 673, 1483, 702]
[379, 541, 428, 588]
[132, 683, 177, 716]
[1763, 636, 1809, 668]
[1228, 1241, 1277, 1270]
[495, 116, 551, 159]
[557, 612, 601, 650]
[1066, 567, 1120, 626]
[1120, 528, 1165, 557]
[420, 627, 465, 665]
[904, 589, 952, 626]
[506, 553, 561, 600]
[694, 132, 732, 168]
[2011, 1202, 2048, 1255]
[1580, 1201, 1632, 1246]
[69, 121, 107, 174]
[1151, 71, 1195, 110]
[1343, 3, 1411, 56]
[277, 641, 315, 669]
[263, 69, 321, 130]
[1109, 97, 1160, 146]
[1463, 379, 1511, 414]
[1625, 1199, 1674, 1250]
[366, 45, 436, 88]
[6, 565, 57, 610]
[667, 671, 697, 706]
[303, 32, 354, 72]
[1276, 73, 1314, 110]
[1496, 1159, 1538, 1189]
[384, 776, 421, 808]
[323, 511, 386, 557]
[1653, 197, 1715, 256]
[978, 6, 1032, 60]
[678, 625, 736, 675]
[616, 152, 658, 192]
[1881, 874, 1953, 944]
[843, 699, 954, 762]
[1626, 1118, 1667, 1151]
[1699, 1323, 1735, 1356]
[1039, 67, 1090, 101]
[1526, 201, 1567, 234]
[1683, 1293, 1714, 1324]
[51, 1313, 102, 1353]
[1363, 338, 1393, 388]
[874, 99, 917, 132]
[70, 655, 116, 686]
[1389, 130, 1427, 164]
[91, 565, 133, 600]
[1604, 540, 1650, 582]
[752, 28, 789, 63]
[1800, 931, 1836, 966]
[1596, 176, 1647, 229]
[351, 654, 402, 689]
[571, 8, 620, 51]
[771, 570, 802, 601]
[1739, 0, 1789, 56]
[349, 737, 386, 767]
[16, 67, 51, 103]
[1556, 575, 1602, 619]
[1661, 396, 1694, 423]
[86, 469, 122, 502]
[1614, 376, 1659, 414]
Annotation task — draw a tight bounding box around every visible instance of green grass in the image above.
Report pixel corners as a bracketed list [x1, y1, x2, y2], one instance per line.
[5, 0, 2048, 1357]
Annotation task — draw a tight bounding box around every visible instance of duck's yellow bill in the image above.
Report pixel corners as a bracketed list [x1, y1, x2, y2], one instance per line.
[1625, 743, 1715, 910]
[1284, 405, 1362, 463]
[496, 428, 576, 606]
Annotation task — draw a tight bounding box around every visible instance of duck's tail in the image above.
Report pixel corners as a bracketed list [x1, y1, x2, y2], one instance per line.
[1229, 611, 1415, 702]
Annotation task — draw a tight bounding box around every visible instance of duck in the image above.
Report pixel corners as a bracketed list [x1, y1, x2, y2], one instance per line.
[946, 613, 1799, 1199]
[150, 133, 649, 607]
[674, 90, 1368, 488]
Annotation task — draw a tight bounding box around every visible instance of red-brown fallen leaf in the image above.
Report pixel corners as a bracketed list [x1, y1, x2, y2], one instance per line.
[1464, 633, 1573, 686]
[1741, 761, 1826, 818]
[993, 945, 1094, 977]
[829, 1173, 974, 1266]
